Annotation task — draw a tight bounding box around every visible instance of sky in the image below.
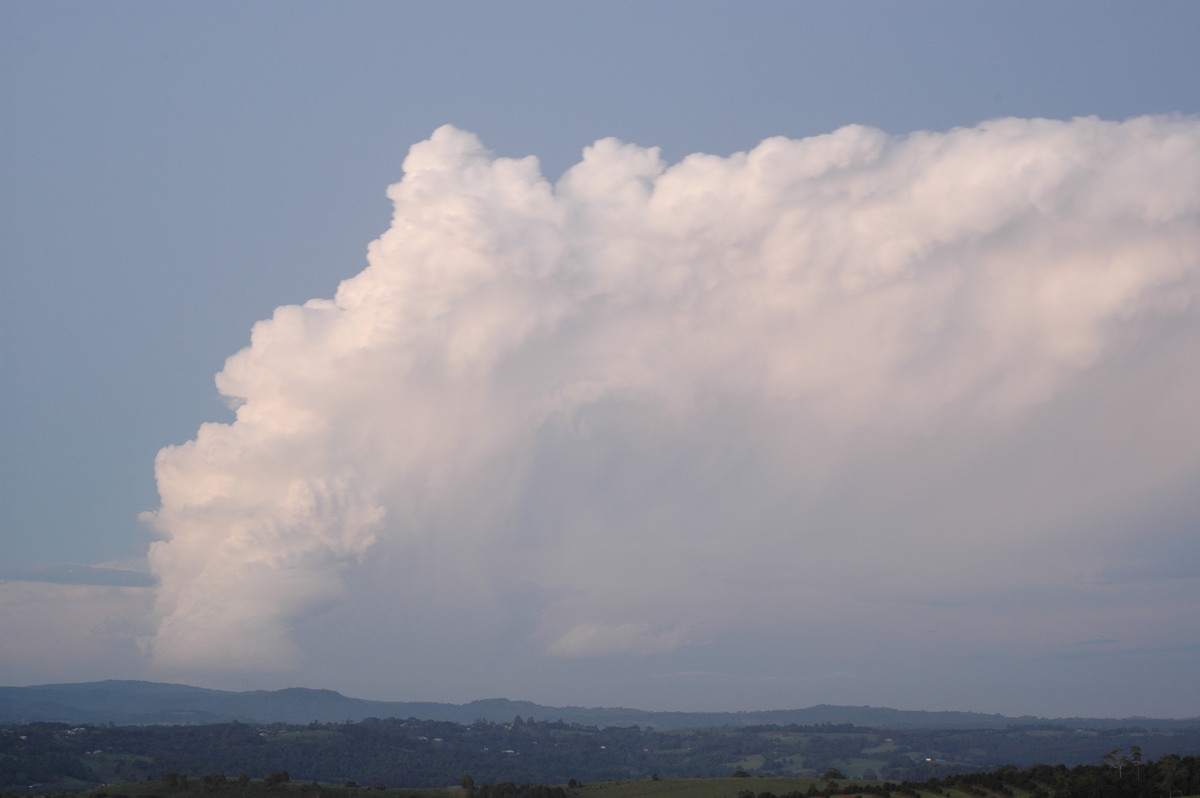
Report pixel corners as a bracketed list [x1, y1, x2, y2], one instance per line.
[2, 1, 1199, 720]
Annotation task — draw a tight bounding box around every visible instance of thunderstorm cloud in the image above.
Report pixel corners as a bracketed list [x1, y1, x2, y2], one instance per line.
[141, 117, 1200, 696]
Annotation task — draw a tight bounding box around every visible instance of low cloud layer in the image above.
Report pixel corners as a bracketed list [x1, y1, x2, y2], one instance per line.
[0, 580, 154, 683]
[141, 117, 1200, 710]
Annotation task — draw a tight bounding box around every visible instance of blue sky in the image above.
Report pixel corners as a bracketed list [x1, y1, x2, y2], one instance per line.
[2, 2, 1199, 718]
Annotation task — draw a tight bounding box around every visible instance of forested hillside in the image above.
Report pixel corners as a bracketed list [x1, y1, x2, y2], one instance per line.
[2, 755, 1198, 798]
[3, 716, 1198, 794]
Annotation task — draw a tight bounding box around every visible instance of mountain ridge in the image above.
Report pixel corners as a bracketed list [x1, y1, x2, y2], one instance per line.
[1, 680, 1194, 730]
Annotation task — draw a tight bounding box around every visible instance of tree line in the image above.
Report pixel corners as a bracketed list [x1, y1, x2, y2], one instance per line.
[724, 752, 1198, 798]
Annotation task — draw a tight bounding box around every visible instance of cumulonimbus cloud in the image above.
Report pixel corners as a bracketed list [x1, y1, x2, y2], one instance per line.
[141, 116, 1200, 672]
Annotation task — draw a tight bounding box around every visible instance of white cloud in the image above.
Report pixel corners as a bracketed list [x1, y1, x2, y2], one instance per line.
[140, 117, 1200, 707]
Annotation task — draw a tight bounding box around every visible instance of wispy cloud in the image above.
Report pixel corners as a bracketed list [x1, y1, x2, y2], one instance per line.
[0, 563, 156, 587]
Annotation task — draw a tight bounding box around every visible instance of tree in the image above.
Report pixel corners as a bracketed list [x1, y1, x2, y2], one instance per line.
[163, 773, 188, 791]
[1130, 746, 1143, 784]
[1157, 754, 1183, 798]
[1102, 749, 1127, 779]
[265, 771, 290, 786]
[202, 774, 228, 794]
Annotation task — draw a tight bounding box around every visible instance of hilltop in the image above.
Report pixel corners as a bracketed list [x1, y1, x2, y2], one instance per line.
[2, 682, 1195, 730]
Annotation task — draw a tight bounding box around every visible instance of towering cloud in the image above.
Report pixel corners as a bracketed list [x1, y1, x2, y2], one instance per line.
[143, 117, 1200, 679]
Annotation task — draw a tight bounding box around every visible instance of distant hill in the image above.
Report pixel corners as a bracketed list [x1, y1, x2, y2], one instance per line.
[0, 680, 1194, 730]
